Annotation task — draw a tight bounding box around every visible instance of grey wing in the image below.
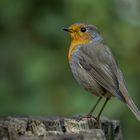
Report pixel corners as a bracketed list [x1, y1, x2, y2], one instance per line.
[78, 42, 127, 102]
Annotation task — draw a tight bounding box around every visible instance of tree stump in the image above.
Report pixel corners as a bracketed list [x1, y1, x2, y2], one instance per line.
[0, 116, 123, 140]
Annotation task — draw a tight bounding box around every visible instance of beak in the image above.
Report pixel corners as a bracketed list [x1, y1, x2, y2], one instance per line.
[63, 28, 72, 33]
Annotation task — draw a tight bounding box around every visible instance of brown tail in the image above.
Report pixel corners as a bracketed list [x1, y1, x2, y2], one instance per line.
[119, 78, 140, 121]
[126, 97, 140, 122]
[120, 86, 140, 121]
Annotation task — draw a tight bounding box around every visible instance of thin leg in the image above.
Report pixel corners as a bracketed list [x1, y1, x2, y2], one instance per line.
[97, 97, 110, 120]
[88, 96, 102, 116]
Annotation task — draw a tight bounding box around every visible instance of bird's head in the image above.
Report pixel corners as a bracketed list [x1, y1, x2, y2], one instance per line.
[63, 23, 101, 44]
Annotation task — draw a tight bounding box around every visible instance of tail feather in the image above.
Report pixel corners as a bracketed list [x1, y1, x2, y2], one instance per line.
[126, 97, 140, 122]
[118, 77, 140, 122]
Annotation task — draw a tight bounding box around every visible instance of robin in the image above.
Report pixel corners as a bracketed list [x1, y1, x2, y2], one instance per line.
[63, 23, 140, 122]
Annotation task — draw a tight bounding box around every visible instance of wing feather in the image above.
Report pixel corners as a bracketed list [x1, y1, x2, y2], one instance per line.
[78, 42, 126, 102]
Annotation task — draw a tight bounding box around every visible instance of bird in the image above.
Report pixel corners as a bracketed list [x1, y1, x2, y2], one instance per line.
[63, 22, 140, 122]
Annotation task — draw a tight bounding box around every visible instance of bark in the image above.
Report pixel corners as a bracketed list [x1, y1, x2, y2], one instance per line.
[0, 116, 123, 140]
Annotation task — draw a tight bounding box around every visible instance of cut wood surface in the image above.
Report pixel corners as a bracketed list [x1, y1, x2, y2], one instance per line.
[0, 116, 123, 140]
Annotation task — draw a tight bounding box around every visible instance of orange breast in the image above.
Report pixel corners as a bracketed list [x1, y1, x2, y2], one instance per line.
[68, 30, 92, 60]
[68, 41, 79, 61]
[68, 39, 91, 61]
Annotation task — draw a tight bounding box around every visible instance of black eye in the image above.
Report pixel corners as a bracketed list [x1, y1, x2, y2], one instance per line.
[81, 27, 86, 32]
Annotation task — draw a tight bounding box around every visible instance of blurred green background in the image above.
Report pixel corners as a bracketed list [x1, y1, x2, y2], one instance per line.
[0, 0, 140, 139]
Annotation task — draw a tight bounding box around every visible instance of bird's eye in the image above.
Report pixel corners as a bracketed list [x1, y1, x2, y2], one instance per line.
[81, 27, 86, 32]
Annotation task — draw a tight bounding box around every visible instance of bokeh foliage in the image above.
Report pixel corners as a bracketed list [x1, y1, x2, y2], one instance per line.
[0, 0, 140, 139]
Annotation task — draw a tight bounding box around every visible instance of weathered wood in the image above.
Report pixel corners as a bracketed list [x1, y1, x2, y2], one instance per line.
[0, 116, 123, 140]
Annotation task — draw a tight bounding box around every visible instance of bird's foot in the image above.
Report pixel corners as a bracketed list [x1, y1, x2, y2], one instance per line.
[93, 117, 101, 129]
[75, 115, 101, 128]
[75, 114, 96, 121]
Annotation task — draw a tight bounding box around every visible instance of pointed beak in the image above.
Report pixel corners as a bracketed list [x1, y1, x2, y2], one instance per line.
[63, 28, 72, 33]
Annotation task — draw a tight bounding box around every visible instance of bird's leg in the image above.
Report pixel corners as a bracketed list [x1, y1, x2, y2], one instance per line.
[96, 97, 110, 121]
[92, 97, 110, 128]
[87, 96, 102, 117]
